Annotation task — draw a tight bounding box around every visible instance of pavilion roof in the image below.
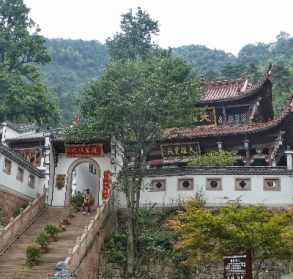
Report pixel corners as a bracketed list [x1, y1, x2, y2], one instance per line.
[198, 76, 268, 104]
[163, 94, 293, 140]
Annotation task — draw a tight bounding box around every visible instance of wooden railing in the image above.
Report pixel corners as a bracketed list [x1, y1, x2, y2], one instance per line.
[64, 201, 110, 273]
[0, 192, 46, 254]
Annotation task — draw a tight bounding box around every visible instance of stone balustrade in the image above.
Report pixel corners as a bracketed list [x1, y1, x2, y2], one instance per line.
[0, 192, 46, 254]
[65, 202, 110, 274]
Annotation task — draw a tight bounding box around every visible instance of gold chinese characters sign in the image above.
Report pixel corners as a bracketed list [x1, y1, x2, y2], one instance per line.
[193, 107, 217, 127]
[65, 144, 104, 157]
[161, 142, 200, 160]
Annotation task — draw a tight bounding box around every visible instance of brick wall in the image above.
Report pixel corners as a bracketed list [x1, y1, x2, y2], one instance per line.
[0, 190, 30, 225]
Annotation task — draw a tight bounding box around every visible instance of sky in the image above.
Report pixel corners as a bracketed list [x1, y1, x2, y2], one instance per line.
[24, 0, 293, 55]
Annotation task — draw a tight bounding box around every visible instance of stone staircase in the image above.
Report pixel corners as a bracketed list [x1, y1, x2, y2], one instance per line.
[0, 207, 94, 279]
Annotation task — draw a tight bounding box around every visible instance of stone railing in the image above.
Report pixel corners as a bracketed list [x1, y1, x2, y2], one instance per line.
[0, 192, 46, 254]
[64, 201, 110, 273]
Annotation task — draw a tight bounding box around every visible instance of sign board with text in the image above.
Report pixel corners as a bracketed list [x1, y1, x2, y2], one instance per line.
[193, 107, 217, 127]
[224, 254, 252, 279]
[161, 142, 200, 160]
[65, 144, 104, 157]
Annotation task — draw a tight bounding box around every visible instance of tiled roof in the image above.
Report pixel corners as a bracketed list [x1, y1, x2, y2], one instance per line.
[198, 77, 265, 104]
[0, 144, 44, 177]
[163, 95, 293, 140]
[145, 166, 292, 176]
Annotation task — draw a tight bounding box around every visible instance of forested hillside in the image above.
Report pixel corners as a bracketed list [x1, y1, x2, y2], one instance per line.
[41, 32, 293, 123]
[41, 39, 108, 123]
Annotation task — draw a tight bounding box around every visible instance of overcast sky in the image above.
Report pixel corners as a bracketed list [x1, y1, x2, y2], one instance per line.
[24, 0, 293, 55]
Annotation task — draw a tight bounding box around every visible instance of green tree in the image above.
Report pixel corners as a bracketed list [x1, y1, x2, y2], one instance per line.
[75, 56, 198, 277]
[175, 199, 293, 278]
[189, 150, 236, 167]
[106, 7, 159, 61]
[0, 0, 60, 125]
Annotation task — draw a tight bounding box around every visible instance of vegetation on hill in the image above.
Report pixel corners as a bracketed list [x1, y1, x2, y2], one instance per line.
[41, 39, 108, 123]
[41, 31, 293, 123]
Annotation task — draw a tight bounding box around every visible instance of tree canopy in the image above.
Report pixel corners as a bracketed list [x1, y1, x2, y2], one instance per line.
[0, 0, 59, 125]
[174, 198, 293, 277]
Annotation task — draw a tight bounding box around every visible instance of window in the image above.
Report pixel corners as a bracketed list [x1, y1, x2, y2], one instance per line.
[149, 179, 166, 192]
[178, 178, 194, 191]
[28, 175, 35, 188]
[264, 178, 281, 191]
[235, 178, 251, 191]
[89, 164, 96, 175]
[3, 158, 12, 175]
[206, 178, 222, 191]
[16, 167, 24, 182]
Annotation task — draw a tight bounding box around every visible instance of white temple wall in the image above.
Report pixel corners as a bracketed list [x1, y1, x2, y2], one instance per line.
[116, 173, 293, 208]
[0, 153, 45, 199]
[51, 154, 111, 207]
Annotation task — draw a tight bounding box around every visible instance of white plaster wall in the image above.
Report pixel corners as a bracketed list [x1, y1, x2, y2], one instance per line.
[0, 154, 45, 199]
[52, 154, 112, 207]
[74, 163, 98, 202]
[116, 174, 293, 208]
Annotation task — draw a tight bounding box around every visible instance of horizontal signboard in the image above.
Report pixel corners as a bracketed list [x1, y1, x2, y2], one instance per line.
[193, 107, 217, 127]
[65, 144, 104, 157]
[161, 142, 200, 160]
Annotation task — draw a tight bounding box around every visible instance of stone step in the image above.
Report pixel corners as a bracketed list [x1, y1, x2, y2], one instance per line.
[0, 208, 95, 278]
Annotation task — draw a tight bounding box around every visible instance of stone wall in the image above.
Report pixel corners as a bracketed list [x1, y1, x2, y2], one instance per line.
[0, 189, 30, 225]
[72, 210, 115, 279]
[97, 260, 293, 279]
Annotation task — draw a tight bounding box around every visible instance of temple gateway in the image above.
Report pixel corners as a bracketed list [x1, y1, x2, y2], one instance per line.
[0, 67, 292, 214]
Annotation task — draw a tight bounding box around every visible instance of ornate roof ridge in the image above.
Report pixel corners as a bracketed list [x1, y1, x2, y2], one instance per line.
[163, 93, 293, 140]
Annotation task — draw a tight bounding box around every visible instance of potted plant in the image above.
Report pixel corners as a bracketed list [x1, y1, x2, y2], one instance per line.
[35, 231, 49, 253]
[25, 244, 41, 266]
[44, 224, 61, 242]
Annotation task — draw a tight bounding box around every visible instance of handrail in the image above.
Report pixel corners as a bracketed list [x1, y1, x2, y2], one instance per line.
[64, 201, 110, 273]
[0, 192, 46, 254]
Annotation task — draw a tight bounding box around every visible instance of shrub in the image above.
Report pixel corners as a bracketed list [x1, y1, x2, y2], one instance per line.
[189, 150, 236, 167]
[44, 224, 61, 240]
[104, 232, 127, 264]
[35, 231, 49, 252]
[70, 192, 84, 210]
[25, 245, 41, 266]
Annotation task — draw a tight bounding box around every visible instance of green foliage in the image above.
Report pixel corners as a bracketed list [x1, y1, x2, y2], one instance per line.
[104, 232, 127, 264]
[0, 0, 60, 125]
[25, 244, 41, 266]
[106, 7, 159, 61]
[44, 224, 61, 238]
[80, 56, 199, 141]
[189, 150, 236, 167]
[41, 39, 108, 123]
[35, 231, 49, 248]
[13, 204, 27, 218]
[70, 192, 84, 210]
[175, 199, 293, 269]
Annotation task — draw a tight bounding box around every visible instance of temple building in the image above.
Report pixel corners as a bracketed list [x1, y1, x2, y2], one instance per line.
[0, 67, 292, 209]
[148, 67, 293, 168]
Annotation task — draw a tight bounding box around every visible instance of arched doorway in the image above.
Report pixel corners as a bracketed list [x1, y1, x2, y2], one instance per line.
[64, 158, 101, 207]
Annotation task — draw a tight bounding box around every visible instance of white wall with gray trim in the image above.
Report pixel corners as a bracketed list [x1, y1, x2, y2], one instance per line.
[0, 153, 45, 199]
[116, 173, 293, 208]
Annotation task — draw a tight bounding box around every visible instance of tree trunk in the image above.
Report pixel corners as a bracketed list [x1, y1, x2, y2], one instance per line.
[127, 204, 135, 278]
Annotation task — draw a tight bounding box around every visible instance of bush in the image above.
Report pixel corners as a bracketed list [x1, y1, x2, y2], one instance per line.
[189, 150, 236, 167]
[35, 231, 49, 251]
[104, 232, 127, 264]
[44, 224, 61, 240]
[26, 245, 41, 266]
[70, 192, 84, 210]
